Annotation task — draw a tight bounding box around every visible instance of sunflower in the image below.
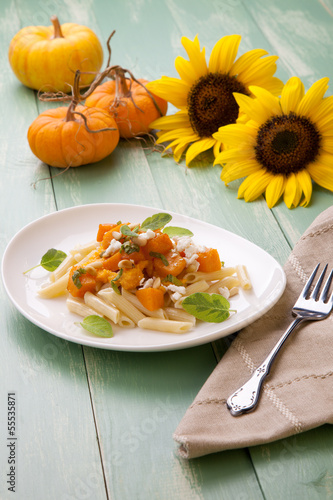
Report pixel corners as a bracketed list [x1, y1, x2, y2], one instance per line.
[213, 77, 333, 208]
[146, 34, 283, 166]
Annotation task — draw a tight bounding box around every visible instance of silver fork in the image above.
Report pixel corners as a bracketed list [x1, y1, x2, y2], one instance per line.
[227, 263, 333, 417]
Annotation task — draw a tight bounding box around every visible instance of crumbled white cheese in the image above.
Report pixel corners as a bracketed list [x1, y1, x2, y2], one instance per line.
[165, 284, 186, 295]
[112, 231, 122, 240]
[132, 229, 156, 247]
[173, 236, 206, 270]
[103, 239, 122, 257]
[141, 278, 154, 289]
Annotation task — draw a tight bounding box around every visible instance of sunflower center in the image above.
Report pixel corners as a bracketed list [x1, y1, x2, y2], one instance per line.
[255, 114, 321, 175]
[187, 73, 249, 137]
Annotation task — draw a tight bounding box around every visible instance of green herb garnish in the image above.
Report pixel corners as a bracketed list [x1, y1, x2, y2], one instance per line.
[149, 252, 169, 266]
[141, 213, 172, 231]
[162, 226, 193, 237]
[163, 274, 183, 286]
[181, 293, 235, 323]
[121, 241, 140, 255]
[72, 268, 86, 289]
[24, 248, 67, 274]
[120, 225, 139, 238]
[79, 315, 113, 338]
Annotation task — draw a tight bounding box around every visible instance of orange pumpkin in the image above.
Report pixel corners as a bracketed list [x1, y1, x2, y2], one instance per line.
[28, 104, 119, 168]
[85, 69, 168, 138]
[8, 16, 103, 92]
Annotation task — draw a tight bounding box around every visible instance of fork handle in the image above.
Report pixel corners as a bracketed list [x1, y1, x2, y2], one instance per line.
[226, 316, 304, 416]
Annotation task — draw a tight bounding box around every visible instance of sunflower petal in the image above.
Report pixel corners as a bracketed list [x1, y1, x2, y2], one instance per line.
[280, 77, 305, 114]
[307, 161, 333, 191]
[229, 48, 268, 76]
[185, 137, 216, 165]
[220, 160, 262, 184]
[213, 123, 257, 147]
[296, 77, 329, 118]
[213, 140, 222, 158]
[296, 169, 313, 207]
[208, 35, 241, 73]
[283, 174, 298, 208]
[265, 174, 286, 208]
[234, 92, 273, 123]
[181, 35, 208, 79]
[214, 147, 254, 166]
[146, 77, 190, 108]
[237, 56, 279, 87]
[150, 111, 190, 130]
[237, 170, 272, 202]
[248, 86, 281, 116]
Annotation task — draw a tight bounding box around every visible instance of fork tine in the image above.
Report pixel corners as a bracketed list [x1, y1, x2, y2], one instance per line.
[300, 263, 320, 299]
[319, 268, 333, 302]
[310, 264, 328, 300]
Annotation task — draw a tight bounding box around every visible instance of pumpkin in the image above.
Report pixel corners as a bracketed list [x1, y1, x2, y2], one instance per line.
[85, 68, 168, 138]
[27, 72, 119, 168]
[8, 16, 103, 92]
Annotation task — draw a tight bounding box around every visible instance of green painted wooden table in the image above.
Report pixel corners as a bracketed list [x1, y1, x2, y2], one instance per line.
[1, 0, 333, 498]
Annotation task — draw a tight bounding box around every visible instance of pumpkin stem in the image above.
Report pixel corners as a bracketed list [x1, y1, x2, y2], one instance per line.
[50, 15, 64, 39]
[65, 71, 81, 121]
[116, 70, 131, 98]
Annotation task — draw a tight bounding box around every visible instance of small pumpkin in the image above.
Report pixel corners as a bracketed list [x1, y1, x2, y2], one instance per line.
[8, 16, 103, 92]
[85, 68, 168, 138]
[27, 72, 119, 168]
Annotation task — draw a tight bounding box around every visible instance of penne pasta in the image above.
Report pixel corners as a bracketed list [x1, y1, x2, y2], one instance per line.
[164, 307, 196, 325]
[97, 289, 146, 325]
[118, 314, 135, 328]
[50, 254, 77, 282]
[207, 276, 240, 294]
[69, 240, 99, 258]
[184, 267, 236, 284]
[84, 291, 120, 324]
[66, 296, 101, 318]
[38, 272, 69, 298]
[121, 289, 167, 319]
[184, 280, 209, 295]
[236, 265, 252, 290]
[138, 317, 193, 334]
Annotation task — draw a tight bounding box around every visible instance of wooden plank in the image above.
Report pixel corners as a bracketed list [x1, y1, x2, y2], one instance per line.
[1, 1, 108, 498]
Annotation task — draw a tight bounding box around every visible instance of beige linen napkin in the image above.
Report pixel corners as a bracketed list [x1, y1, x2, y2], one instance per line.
[174, 206, 333, 459]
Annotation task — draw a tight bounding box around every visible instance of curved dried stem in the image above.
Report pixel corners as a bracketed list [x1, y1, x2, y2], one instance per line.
[72, 110, 118, 133]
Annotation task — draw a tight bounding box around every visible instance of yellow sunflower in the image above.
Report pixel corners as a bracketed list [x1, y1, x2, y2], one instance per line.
[213, 76, 333, 208]
[146, 34, 283, 166]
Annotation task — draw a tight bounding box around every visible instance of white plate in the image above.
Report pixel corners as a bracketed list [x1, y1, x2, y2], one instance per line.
[2, 204, 286, 352]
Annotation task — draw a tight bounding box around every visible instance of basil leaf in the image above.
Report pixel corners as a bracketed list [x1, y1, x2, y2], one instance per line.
[182, 293, 232, 323]
[24, 248, 67, 274]
[141, 213, 172, 231]
[110, 281, 121, 295]
[120, 225, 139, 238]
[149, 252, 169, 266]
[72, 268, 86, 289]
[163, 274, 183, 286]
[111, 268, 123, 282]
[121, 241, 140, 255]
[79, 315, 113, 338]
[162, 226, 193, 237]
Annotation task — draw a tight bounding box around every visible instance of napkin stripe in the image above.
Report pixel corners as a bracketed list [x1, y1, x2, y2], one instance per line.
[288, 254, 308, 283]
[232, 337, 303, 433]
